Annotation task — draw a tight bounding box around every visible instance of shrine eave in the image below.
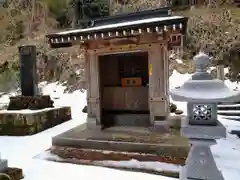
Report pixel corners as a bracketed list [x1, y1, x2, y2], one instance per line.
[46, 16, 188, 48]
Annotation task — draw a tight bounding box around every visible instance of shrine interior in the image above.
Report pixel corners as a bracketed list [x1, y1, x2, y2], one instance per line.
[99, 51, 150, 127]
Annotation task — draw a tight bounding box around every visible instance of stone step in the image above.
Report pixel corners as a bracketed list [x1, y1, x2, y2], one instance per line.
[114, 114, 150, 127]
[218, 104, 240, 111]
[217, 110, 240, 116]
[52, 135, 188, 154]
[219, 115, 240, 121]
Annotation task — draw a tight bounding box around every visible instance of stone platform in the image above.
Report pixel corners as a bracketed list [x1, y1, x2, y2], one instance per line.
[0, 107, 71, 136]
[52, 123, 189, 160]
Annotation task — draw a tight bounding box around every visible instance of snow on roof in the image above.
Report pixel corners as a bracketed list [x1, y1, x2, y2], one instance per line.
[56, 16, 184, 35]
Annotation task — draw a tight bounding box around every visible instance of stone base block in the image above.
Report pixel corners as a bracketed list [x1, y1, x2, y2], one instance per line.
[180, 166, 224, 180]
[0, 107, 71, 136]
[0, 159, 8, 172]
[181, 118, 226, 139]
[8, 95, 54, 110]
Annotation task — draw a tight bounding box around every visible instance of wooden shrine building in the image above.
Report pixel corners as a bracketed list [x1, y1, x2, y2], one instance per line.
[46, 7, 188, 129]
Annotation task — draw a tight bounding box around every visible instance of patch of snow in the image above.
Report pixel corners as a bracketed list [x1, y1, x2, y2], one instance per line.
[35, 150, 63, 161]
[0, 107, 70, 114]
[23, 160, 176, 180]
[218, 116, 240, 132]
[0, 82, 177, 180]
[169, 70, 192, 89]
[169, 70, 191, 114]
[224, 68, 229, 75]
[70, 148, 155, 156]
[0, 95, 9, 106]
[210, 67, 216, 71]
[0, 71, 240, 180]
[218, 110, 240, 114]
[225, 80, 239, 91]
[207, 66, 216, 73]
[175, 59, 183, 64]
[41, 82, 66, 99]
[212, 129, 240, 179]
[36, 150, 180, 175]
[99, 159, 180, 173]
[56, 16, 184, 35]
[218, 104, 240, 108]
[219, 115, 240, 119]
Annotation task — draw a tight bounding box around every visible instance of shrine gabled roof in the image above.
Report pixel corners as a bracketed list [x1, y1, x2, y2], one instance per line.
[46, 8, 188, 48]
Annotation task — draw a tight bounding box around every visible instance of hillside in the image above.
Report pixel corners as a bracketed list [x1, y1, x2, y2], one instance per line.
[0, 0, 239, 93]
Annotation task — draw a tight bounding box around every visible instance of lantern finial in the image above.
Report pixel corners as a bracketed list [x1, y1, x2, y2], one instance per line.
[193, 52, 210, 73]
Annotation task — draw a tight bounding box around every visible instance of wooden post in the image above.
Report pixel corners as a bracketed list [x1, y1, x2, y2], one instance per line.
[86, 50, 101, 126]
[149, 44, 168, 125]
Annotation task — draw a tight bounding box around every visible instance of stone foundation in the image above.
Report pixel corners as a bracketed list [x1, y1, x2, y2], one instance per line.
[8, 95, 54, 110]
[0, 107, 71, 136]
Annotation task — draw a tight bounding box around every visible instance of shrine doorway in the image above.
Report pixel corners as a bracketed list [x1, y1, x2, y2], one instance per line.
[99, 51, 150, 128]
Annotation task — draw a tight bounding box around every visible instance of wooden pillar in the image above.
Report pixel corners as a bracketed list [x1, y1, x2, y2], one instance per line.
[149, 44, 168, 125]
[164, 45, 170, 113]
[86, 50, 101, 127]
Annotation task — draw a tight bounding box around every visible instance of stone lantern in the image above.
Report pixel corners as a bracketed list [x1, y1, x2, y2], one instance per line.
[0, 155, 7, 172]
[170, 52, 240, 180]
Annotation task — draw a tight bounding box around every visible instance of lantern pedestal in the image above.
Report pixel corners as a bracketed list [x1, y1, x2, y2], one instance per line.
[181, 118, 226, 139]
[180, 119, 226, 180]
[180, 139, 224, 180]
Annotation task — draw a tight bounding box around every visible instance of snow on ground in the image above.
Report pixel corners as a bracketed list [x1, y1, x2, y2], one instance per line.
[0, 71, 240, 179]
[36, 150, 180, 174]
[0, 82, 177, 180]
[169, 70, 192, 114]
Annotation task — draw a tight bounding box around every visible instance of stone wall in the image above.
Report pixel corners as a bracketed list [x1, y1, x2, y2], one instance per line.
[0, 107, 71, 136]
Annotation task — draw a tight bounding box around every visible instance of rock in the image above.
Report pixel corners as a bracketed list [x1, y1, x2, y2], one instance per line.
[175, 109, 183, 115]
[170, 103, 177, 113]
[82, 105, 87, 113]
[4, 167, 23, 180]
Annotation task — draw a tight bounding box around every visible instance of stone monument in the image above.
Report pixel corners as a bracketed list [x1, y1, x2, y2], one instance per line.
[19, 45, 38, 96]
[170, 52, 240, 180]
[0, 45, 72, 136]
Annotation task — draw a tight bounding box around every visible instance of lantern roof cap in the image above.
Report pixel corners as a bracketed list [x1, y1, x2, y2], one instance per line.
[170, 52, 240, 103]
